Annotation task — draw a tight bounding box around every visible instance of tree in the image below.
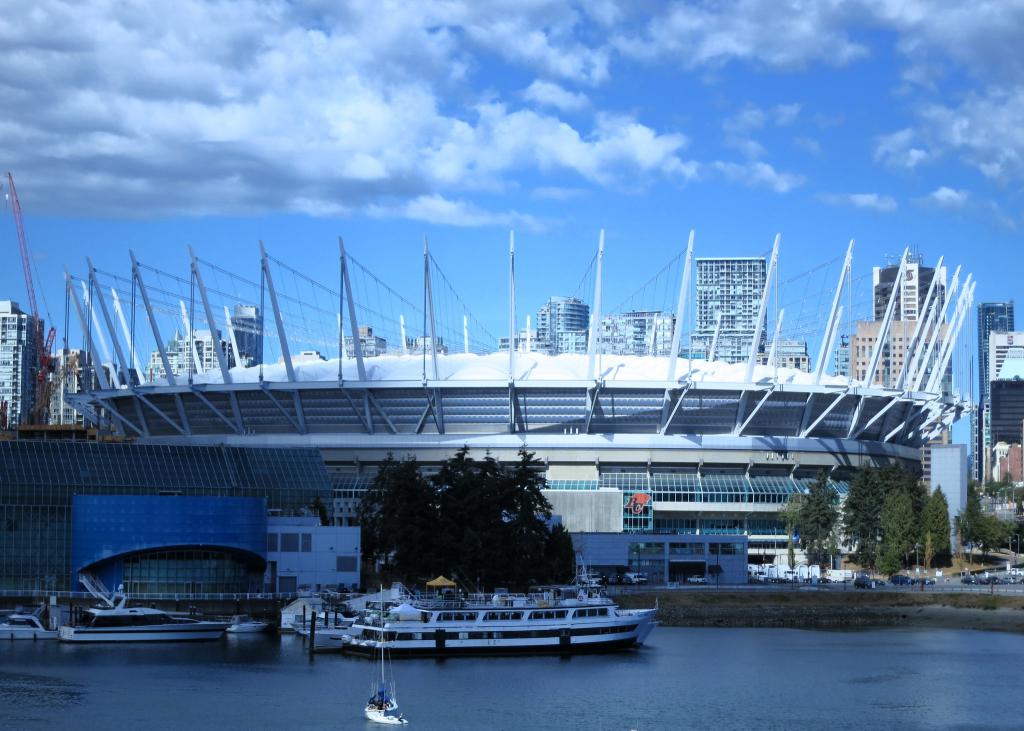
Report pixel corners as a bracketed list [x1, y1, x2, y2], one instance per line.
[360, 448, 573, 591]
[780, 496, 801, 570]
[922, 487, 952, 565]
[795, 471, 839, 566]
[880, 490, 915, 571]
[957, 484, 985, 564]
[843, 466, 886, 568]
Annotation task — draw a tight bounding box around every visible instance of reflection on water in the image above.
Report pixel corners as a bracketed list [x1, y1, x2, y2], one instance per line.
[0, 628, 1019, 730]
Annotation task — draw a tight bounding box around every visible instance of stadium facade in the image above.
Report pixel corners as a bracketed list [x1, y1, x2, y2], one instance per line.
[0, 234, 973, 594]
[49, 236, 974, 572]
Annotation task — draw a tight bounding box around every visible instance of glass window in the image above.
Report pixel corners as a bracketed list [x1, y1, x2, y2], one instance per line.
[280, 533, 299, 552]
[267, 533, 279, 552]
[301, 533, 312, 552]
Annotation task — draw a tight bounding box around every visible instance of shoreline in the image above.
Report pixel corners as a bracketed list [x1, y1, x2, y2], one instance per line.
[618, 590, 1024, 633]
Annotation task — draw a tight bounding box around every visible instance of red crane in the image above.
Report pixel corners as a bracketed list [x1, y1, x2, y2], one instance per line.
[5, 172, 56, 424]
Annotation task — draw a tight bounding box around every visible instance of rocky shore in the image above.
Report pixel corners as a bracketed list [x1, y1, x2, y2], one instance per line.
[617, 590, 1024, 633]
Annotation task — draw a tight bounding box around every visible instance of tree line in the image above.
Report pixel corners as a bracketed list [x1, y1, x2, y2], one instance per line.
[358, 448, 576, 591]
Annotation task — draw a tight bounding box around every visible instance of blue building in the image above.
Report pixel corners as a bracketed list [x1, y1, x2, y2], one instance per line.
[71, 495, 268, 594]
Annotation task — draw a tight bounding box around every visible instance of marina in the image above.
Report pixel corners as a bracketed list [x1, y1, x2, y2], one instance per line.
[3, 626, 1023, 730]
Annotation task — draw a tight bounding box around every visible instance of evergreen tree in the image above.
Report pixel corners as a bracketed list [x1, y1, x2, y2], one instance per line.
[957, 484, 985, 552]
[842, 466, 885, 568]
[880, 490, 915, 571]
[922, 487, 952, 564]
[796, 471, 839, 566]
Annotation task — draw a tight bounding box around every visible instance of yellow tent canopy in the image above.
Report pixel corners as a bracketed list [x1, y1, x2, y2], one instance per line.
[426, 575, 457, 588]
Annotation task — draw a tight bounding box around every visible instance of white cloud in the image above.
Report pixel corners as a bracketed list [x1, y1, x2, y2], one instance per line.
[819, 192, 898, 212]
[793, 137, 822, 155]
[372, 194, 545, 230]
[0, 1, 693, 218]
[522, 80, 589, 113]
[773, 103, 801, 126]
[927, 186, 969, 207]
[711, 161, 805, 193]
[874, 129, 930, 170]
[616, 1, 867, 69]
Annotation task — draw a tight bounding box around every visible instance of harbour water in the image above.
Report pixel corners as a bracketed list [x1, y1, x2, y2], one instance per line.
[1, 627, 1020, 730]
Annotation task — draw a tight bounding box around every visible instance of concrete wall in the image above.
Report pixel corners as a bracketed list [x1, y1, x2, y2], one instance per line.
[544, 490, 623, 533]
[930, 444, 967, 548]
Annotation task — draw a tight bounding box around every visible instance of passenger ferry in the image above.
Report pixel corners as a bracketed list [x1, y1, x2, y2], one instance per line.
[335, 581, 656, 657]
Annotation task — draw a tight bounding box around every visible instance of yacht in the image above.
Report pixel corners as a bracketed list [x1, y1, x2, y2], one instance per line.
[335, 579, 656, 657]
[1, 607, 57, 640]
[225, 615, 270, 634]
[58, 595, 229, 643]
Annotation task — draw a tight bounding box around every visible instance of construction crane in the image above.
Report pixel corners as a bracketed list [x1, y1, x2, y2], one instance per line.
[5, 172, 57, 425]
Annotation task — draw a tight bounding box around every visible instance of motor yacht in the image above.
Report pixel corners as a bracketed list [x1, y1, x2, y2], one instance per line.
[1, 607, 57, 640]
[225, 615, 270, 634]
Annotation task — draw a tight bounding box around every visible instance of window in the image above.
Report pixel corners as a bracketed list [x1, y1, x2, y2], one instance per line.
[336, 555, 357, 572]
[301, 533, 312, 552]
[267, 533, 279, 552]
[280, 533, 299, 552]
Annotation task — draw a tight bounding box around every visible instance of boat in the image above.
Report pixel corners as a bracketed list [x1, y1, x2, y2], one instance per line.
[225, 615, 269, 634]
[0, 606, 57, 640]
[58, 574, 228, 643]
[336, 571, 657, 658]
[364, 598, 408, 725]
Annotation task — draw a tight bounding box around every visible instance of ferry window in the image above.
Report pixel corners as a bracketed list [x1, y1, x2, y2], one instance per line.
[554, 611, 567, 619]
[301, 534, 312, 552]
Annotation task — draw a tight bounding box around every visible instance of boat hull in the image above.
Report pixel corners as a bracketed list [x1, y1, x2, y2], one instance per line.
[58, 623, 227, 643]
[1, 628, 58, 641]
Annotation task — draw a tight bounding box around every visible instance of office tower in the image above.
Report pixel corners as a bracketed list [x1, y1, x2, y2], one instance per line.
[693, 257, 766, 364]
[232, 304, 263, 367]
[975, 301, 1015, 479]
[872, 257, 946, 322]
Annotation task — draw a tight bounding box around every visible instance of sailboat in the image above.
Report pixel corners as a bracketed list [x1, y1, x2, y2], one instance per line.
[364, 598, 408, 725]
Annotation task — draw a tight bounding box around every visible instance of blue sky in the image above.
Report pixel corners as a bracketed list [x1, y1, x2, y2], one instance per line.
[1, 1, 1021, 411]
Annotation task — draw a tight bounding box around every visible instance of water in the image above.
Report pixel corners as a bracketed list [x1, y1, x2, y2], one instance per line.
[1, 628, 1019, 730]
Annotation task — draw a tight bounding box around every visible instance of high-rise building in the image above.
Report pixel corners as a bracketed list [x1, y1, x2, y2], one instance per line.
[693, 257, 766, 364]
[599, 311, 675, 357]
[344, 326, 387, 357]
[851, 319, 948, 388]
[758, 339, 810, 372]
[146, 329, 236, 382]
[989, 346, 1024, 448]
[47, 349, 94, 426]
[976, 302, 1015, 480]
[872, 257, 946, 322]
[498, 328, 537, 353]
[232, 304, 263, 367]
[834, 334, 850, 377]
[0, 300, 40, 426]
[535, 296, 590, 355]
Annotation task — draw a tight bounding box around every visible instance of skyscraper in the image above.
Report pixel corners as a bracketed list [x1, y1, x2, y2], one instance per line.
[232, 304, 263, 367]
[872, 257, 946, 322]
[975, 301, 1015, 480]
[535, 296, 590, 355]
[0, 300, 40, 426]
[693, 257, 766, 364]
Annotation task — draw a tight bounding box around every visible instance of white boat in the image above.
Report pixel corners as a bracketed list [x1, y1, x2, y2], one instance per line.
[340, 572, 656, 658]
[0, 607, 57, 640]
[364, 613, 408, 726]
[58, 575, 227, 643]
[225, 615, 269, 634]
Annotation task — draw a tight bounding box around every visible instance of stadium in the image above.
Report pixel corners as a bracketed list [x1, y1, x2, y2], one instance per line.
[60, 233, 974, 574]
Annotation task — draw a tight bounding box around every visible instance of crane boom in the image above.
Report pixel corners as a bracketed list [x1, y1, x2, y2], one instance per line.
[5, 172, 56, 424]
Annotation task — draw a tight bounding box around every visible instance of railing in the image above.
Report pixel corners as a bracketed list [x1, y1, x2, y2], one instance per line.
[0, 589, 301, 601]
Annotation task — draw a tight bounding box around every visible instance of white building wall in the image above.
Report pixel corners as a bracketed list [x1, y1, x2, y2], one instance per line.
[266, 517, 361, 592]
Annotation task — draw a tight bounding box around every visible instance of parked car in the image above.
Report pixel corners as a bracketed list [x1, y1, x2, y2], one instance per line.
[911, 578, 936, 586]
[621, 572, 647, 585]
[854, 574, 876, 589]
[961, 575, 977, 584]
[686, 575, 707, 584]
[890, 574, 913, 586]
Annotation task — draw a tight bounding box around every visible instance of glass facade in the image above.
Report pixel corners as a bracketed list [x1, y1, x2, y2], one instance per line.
[122, 548, 262, 595]
[0, 441, 333, 591]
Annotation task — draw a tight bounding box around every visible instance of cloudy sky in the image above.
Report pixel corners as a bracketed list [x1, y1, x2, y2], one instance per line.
[1, 0, 1021, 390]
